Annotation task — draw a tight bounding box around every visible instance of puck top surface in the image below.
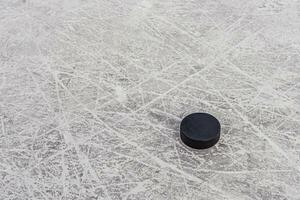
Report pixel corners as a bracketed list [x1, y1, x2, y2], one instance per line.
[180, 113, 221, 149]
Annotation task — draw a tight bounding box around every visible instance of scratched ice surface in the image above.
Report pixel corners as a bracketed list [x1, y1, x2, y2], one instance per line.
[0, 0, 300, 199]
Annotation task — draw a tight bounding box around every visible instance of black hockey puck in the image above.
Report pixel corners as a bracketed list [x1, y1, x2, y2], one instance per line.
[180, 113, 221, 149]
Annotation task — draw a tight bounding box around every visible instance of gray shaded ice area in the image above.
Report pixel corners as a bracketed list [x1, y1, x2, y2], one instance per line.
[0, 0, 300, 199]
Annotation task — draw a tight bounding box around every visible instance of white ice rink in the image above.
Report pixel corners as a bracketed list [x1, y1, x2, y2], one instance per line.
[0, 0, 300, 199]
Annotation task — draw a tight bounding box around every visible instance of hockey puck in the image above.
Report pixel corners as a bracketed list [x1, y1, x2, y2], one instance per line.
[180, 113, 221, 149]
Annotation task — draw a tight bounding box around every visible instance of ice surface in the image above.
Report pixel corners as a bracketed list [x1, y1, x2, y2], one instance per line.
[0, 0, 300, 199]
